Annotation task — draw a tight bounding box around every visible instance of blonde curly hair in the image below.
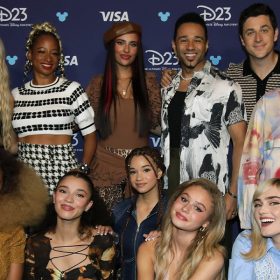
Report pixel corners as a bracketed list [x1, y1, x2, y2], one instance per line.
[0, 38, 13, 151]
[24, 22, 65, 78]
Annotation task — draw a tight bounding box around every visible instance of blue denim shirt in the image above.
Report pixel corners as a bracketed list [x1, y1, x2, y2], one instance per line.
[112, 194, 167, 280]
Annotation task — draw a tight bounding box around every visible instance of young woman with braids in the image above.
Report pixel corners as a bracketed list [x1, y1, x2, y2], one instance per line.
[12, 22, 96, 194]
[24, 170, 116, 279]
[86, 22, 161, 211]
[137, 178, 226, 280]
[0, 38, 17, 153]
[112, 146, 167, 280]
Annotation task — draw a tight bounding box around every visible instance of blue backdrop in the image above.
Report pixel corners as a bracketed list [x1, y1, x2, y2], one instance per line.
[1, 0, 279, 157]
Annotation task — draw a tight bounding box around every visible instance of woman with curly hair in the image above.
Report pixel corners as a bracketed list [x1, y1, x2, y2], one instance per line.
[86, 22, 161, 211]
[0, 149, 49, 280]
[12, 22, 96, 194]
[24, 170, 116, 279]
[0, 38, 17, 153]
[137, 178, 226, 280]
[229, 178, 280, 279]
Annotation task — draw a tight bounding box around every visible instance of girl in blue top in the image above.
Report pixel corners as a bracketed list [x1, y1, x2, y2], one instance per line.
[113, 146, 167, 280]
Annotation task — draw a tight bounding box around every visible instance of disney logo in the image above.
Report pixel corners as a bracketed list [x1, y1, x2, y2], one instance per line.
[197, 5, 231, 21]
[0, 6, 27, 22]
[145, 50, 178, 66]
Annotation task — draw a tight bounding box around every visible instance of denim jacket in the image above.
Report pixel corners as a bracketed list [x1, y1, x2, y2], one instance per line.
[112, 194, 167, 280]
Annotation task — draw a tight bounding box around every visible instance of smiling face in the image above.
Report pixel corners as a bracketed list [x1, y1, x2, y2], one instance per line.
[53, 175, 93, 222]
[170, 185, 213, 232]
[241, 15, 278, 60]
[172, 22, 208, 73]
[254, 185, 280, 243]
[128, 155, 162, 196]
[27, 33, 60, 84]
[114, 32, 139, 68]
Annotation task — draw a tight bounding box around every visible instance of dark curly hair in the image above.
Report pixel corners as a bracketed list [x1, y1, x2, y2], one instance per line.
[0, 149, 21, 194]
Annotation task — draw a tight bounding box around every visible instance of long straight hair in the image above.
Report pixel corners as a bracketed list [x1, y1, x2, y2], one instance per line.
[96, 37, 150, 139]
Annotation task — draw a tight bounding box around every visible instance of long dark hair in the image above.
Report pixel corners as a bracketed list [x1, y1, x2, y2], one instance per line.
[96, 37, 150, 139]
[125, 146, 166, 225]
[39, 170, 112, 237]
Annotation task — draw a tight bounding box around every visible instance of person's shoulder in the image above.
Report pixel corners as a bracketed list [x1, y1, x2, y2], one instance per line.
[138, 237, 157, 255]
[227, 61, 244, 71]
[87, 74, 103, 86]
[232, 230, 252, 253]
[27, 232, 50, 246]
[210, 247, 224, 266]
[62, 77, 83, 89]
[113, 197, 133, 214]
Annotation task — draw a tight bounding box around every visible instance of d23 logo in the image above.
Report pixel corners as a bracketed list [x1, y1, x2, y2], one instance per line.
[197, 5, 231, 21]
[0, 6, 27, 21]
[145, 50, 179, 66]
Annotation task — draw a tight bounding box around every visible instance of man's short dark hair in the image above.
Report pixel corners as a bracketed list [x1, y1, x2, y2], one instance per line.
[239, 3, 278, 37]
[173, 12, 208, 41]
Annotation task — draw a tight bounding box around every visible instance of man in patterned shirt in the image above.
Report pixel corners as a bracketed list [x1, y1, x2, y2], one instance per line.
[161, 12, 247, 221]
[227, 3, 280, 120]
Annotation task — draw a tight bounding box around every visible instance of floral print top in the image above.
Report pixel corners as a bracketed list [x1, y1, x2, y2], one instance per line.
[238, 89, 280, 229]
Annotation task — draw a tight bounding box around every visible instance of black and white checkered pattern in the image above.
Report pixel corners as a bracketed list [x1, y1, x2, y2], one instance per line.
[18, 142, 78, 194]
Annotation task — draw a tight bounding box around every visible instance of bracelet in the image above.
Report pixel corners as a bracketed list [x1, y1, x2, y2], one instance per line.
[227, 190, 237, 199]
[79, 163, 90, 175]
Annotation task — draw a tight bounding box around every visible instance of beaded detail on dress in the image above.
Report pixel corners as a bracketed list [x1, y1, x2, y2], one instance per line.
[254, 252, 280, 280]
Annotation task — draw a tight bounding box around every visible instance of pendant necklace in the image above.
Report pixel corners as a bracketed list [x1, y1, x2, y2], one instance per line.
[180, 74, 193, 81]
[121, 79, 132, 97]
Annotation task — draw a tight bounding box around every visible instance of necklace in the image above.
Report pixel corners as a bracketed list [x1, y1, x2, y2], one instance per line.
[120, 79, 132, 97]
[180, 74, 193, 81]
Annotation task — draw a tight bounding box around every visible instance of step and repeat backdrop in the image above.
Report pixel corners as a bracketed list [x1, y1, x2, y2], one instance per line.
[1, 0, 279, 158]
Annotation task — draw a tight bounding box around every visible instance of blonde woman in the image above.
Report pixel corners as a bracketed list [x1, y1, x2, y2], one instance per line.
[0, 38, 17, 153]
[229, 178, 280, 279]
[137, 178, 226, 280]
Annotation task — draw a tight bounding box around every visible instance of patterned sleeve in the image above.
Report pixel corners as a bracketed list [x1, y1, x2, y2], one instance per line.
[70, 81, 96, 136]
[90, 234, 116, 279]
[224, 81, 246, 126]
[238, 100, 264, 229]
[145, 71, 161, 134]
[24, 236, 36, 280]
[9, 226, 25, 264]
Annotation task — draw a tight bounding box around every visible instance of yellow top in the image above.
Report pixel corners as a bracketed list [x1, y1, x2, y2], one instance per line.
[0, 226, 25, 279]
